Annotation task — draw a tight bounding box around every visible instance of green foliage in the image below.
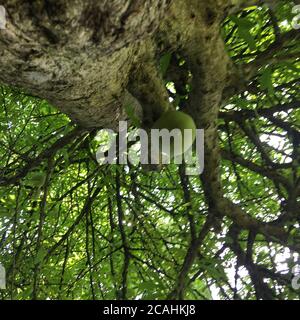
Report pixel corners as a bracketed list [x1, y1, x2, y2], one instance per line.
[0, 1, 299, 300]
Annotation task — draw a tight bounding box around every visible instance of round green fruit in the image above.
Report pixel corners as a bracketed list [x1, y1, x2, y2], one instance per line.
[151, 110, 196, 161]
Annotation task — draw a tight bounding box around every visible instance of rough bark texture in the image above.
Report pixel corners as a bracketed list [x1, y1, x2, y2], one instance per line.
[0, 0, 253, 128]
[0, 0, 172, 127]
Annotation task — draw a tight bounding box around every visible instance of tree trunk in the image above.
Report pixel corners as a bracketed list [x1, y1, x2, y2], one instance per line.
[0, 0, 254, 128]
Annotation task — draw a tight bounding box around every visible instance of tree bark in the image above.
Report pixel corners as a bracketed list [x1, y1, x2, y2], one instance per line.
[0, 0, 256, 128]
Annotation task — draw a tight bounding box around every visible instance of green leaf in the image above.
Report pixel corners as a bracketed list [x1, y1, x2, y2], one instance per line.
[231, 16, 257, 51]
[159, 53, 172, 76]
[24, 171, 46, 187]
[34, 248, 47, 264]
[125, 104, 141, 127]
[260, 66, 275, 95]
